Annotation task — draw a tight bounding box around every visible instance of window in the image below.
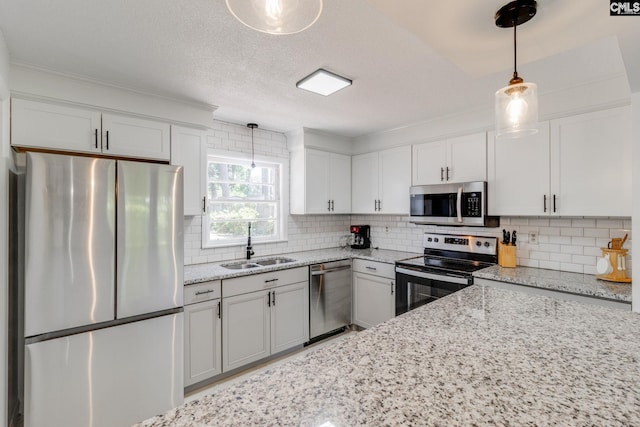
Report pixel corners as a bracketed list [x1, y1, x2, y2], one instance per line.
[202, 151, 287, 248]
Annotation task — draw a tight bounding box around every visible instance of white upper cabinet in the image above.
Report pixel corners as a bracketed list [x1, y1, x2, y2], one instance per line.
[102, 113, 170, 161]
[11, 98, 170, 161]
[11, 98, 102, 154]
[488, 122, 551, 216]
[488, 106, 631, 217]
[352, 145, 411, 214]
[412, 132, 486, 185]
[171, 126, 207, 216]
[550, 106, 631, 216]
[290, 148, 351, 214]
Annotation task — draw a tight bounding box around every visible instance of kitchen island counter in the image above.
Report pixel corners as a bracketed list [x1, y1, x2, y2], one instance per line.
[137, 283, 640, 426]
[184, 247, 419, 285]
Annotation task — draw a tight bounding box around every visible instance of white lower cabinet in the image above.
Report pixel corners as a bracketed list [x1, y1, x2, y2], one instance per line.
[352, 259, 395, 329]
[183, 281, 222, 387]
[222, 267, 309, 373]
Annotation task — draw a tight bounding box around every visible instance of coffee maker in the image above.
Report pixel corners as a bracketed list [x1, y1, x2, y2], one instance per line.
[350, 225, 371, 249]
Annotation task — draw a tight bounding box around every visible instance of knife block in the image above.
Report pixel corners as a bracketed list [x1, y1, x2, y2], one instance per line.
[498, 242, 516, 268]
[597, 248, 631, 283]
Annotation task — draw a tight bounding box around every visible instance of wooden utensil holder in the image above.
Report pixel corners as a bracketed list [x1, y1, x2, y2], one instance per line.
[597, 248, 631, 283]
[498, 242, 516, 268]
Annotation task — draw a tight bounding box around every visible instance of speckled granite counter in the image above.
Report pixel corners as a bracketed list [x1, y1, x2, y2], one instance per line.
[474, 265, 632, 303]
[184, 247, 419, 285]
[137, 284, 640, 426]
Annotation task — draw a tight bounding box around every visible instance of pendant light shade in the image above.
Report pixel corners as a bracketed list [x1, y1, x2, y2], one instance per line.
[226, 0, 323, 35]
[494, 0, 538, 138]
[495, 81, 538, 137]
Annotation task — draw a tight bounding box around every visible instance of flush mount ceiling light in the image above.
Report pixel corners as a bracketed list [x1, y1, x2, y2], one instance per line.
[225, 0, 323, 35]
[495, 0, 539, 138]
[296, 69, 352, 96]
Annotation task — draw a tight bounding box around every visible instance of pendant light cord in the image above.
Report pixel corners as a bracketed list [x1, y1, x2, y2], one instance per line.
[251, 126, 255, 168]
[513, 16, 518, 80]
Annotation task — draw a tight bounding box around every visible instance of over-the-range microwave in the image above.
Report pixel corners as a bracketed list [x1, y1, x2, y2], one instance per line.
[409, 181, 500, 227]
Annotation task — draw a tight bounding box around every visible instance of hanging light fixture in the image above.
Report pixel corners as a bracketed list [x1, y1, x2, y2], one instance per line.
[226, 0, 323, 35]
[494, 0, 538, 138]
[247, 123, 258, 168]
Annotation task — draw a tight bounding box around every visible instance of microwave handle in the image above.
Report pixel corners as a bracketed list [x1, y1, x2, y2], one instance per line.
[456, 186, 463, 223]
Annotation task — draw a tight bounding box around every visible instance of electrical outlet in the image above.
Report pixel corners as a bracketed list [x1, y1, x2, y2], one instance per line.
[529, 232, 538, 244]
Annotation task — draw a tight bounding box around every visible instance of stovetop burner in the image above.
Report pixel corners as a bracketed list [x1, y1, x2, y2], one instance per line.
[397, 255, 493, 275]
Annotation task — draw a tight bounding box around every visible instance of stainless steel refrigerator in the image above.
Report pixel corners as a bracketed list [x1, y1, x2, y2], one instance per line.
[9, 152, 184, 427]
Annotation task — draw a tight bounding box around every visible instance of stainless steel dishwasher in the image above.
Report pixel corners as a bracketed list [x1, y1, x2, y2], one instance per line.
[309, 259, 352, 342]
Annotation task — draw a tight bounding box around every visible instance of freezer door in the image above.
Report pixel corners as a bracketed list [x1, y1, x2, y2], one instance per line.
[24, 153, 116, 337]
[117, 161, 184, 318]
[24, 313, 183, 427]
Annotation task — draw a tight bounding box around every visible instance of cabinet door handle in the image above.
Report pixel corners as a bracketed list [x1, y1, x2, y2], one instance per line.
[328, 200, 331, 212]
[217, 301, 221, 319]
[543, 195, 547, 213]
[202, 196, 206, 213]
[272, 290, 275, 306]
[94, 128, 99, 149]
[195, 289, 214, 296]
[264, 278, 279, 283]
[391, 281, 395, 295]
[267, 293, 271, 307]
[553, 194, 557, 213]
[331, 200, 335, 211]
[446, 167, 450, 181]
[105, 130, 110, 150]
[440, 167, 444, 182]
[378, 199, 381, 211]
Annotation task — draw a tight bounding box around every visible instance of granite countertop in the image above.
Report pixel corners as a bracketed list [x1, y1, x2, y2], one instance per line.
[474, 265, 632, 303]
[137, 284, 640, 426]
[184, 247, 420, 285]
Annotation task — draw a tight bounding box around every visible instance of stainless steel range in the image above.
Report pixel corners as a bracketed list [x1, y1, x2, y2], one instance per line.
[395, 233, 498, 315]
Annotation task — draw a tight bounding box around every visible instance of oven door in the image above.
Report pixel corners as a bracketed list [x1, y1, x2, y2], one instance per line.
[395, 266, 471, 315]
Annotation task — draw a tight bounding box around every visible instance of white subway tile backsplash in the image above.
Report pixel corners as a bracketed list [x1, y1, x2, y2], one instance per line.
[572, 255, 596, 266]
[560, 227, 583, 237]
[561, 245, 583, 255]
[550, 218, 572, 227]
[560, 263, 584, 273]
[596, 219, 624, 229]
[572, 218, 596, 228]
[584, 228, 610, 238]
[571, 237, 596, 247]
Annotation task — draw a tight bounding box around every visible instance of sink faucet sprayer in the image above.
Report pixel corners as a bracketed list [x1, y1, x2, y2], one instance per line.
[246, 222, 254, 260]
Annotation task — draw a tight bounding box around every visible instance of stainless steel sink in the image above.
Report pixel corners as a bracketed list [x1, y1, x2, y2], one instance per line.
[221, 262, 261, 270]
[255, 257, 296, 266]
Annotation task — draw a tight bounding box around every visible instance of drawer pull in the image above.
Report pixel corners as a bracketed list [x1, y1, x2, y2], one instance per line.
[195, 289, 214, 296]
[264, 278, 279, 283]
[365, 266, 377, 271]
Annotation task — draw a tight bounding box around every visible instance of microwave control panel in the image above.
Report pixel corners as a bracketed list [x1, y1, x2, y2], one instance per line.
[463, 192, 482, 217]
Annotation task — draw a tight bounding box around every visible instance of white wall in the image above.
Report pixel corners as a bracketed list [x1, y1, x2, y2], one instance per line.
[632, 92, 640, 312]
[0, 29, 11, 427]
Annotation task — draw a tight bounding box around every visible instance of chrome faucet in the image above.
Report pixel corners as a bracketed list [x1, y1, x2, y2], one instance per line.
[246, 222, 255, 260]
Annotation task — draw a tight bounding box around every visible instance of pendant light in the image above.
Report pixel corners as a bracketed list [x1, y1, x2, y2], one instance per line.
[226, 0, 323, 35]
[247, 123, 258, 168]
[494, 0, 538, 138]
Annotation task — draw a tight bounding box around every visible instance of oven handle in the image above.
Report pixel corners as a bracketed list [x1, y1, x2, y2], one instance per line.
[456, 186, 463, 223]
[395, 267, 469, 286]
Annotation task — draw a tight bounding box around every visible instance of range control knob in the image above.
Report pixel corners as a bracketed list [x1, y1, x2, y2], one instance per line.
[427, 237, 433, 242]
[476, 241, 482, 247]
[484, 242, 490, 247]
[434, 238, 439, 243]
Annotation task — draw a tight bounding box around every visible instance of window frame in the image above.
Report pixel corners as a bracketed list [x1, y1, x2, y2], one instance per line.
[201, 150, 288, 249]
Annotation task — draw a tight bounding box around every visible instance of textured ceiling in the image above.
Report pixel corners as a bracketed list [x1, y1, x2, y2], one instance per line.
[0, 0, 638, 138]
